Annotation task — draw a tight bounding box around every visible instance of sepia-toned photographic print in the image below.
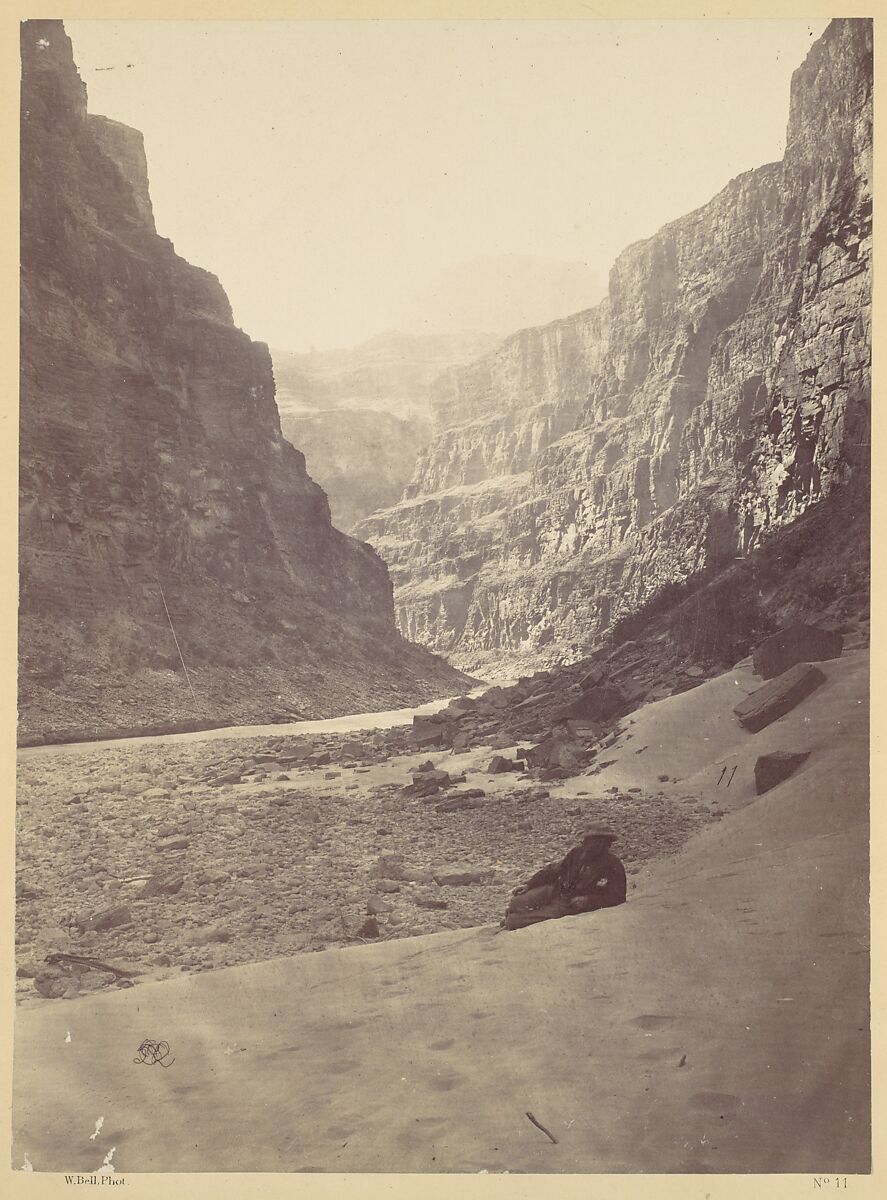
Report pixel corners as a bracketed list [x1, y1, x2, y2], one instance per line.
[12, 11, 872, 1179]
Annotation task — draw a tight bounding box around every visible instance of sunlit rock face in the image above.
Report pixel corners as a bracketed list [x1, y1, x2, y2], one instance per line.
[19, 20, 468, 741]
[358, 19, 871, 672]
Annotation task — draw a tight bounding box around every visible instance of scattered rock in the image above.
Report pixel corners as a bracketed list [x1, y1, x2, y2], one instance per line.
[734, 664, 826, 733]
[83, 905, 132, 933]
[157, 836, 190, 851]
[753, 624, 844, 680]
[435, 793, 487, 813]
[414, 768, 451, 787]
[411, 718, 449, 748]
[375, 854, 405, 880]
[488, 734, 514, 750]
[433, 864, 491, 887]
[139, 873, 185, 898]
[487, 755, 519, 774]
[754, 751, 811, 795]
[188, 925, 232, 946]
[33, 968, 69, 999]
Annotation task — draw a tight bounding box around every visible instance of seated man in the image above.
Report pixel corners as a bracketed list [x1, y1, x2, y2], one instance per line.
[502, 824, 626, 930]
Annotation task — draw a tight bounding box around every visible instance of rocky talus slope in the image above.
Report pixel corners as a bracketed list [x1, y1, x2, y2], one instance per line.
[359, 19, 872, 672]
[19, 21, 469, 744]
[16, 613, 865, 1002]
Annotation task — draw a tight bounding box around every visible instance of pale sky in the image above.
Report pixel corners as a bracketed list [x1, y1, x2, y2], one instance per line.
[66, 19, 828, 352]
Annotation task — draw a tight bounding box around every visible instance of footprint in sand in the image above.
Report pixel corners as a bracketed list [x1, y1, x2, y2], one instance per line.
[327, 1059, 361, 1075]
[429, 1038, 455, 1051]
[629, 1014, 676, 1030]
[429, 1073, 466, 1091]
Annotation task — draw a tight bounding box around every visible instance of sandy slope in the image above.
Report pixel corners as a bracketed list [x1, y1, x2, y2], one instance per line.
[12, 653, 869, 1173]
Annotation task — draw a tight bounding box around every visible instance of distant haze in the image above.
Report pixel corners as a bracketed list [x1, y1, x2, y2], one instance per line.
[67, 19, 828, 351]
[399, 254, 604, 337]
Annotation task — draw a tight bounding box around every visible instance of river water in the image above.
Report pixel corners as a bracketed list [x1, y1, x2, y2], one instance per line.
[17, 683, 500, 759]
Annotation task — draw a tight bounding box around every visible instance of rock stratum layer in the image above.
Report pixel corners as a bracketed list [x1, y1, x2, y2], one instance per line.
[19, 21, 469, 743]
[359, 19, 872, 672]
[272, 332, 499, 532]
[280, 408, 432, 534]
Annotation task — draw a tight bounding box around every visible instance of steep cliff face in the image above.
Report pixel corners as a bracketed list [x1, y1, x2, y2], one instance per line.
[280, 408, 431, 534]
[359, 19, 871, 671]
[19, 20, 468, 742]
[272, 330, 497, 531]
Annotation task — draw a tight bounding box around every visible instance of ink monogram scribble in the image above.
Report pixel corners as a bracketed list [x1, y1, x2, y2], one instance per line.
[133, 1040, 175, 1068]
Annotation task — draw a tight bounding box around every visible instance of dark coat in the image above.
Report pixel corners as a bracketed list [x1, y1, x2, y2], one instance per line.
[524, 843, 627, 911]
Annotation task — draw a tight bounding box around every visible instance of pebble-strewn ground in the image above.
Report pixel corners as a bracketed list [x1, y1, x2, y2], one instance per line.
[15, 725, 715, 1004]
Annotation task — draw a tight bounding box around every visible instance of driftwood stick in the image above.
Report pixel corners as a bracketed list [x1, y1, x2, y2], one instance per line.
[44, 952, 134, 979]
[525, 1111, 558, 1144]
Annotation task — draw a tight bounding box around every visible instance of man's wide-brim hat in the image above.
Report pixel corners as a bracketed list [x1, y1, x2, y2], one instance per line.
[580, 824, 617, 841]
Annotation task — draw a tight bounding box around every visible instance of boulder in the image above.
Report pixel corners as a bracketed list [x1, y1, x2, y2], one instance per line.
[526, 736, 582, 771]
[433, 864, 492, 886]
[754, 751, 811, 795]
[399, 868, 435, 884]
[578, 666, 606, 691]
[157, 836, 190, 851]
[139, 873, 185, 898]
[375, 853, 405, 880]
[487, 755, 518, 774]
[733, 663, 826, 733]
[478, 686, 508, 710]
[752, 624, 844, 680]
[488, 734, 514, 750]
[33, 968, 69, 999]
[411, 719, 449, 748]
[412, 768, 450, 787]
[559, 684, 624, 722]
[84, 905, 132, 933]
[514, 691, 554, 710]
[547, 741, 583, 771]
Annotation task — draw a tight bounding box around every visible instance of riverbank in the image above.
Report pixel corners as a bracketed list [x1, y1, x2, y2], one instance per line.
[13, 649, 870, 1171]
[16, 650, 867, 1008]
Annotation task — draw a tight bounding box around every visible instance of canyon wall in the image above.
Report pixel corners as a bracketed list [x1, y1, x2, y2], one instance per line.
[358, 18, 872, 672]
[19, 20, 468, 742]
[272, 330, 498, 531]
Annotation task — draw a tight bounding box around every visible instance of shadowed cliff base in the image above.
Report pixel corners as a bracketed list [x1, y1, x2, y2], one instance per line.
[18, 21, 471, 745]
